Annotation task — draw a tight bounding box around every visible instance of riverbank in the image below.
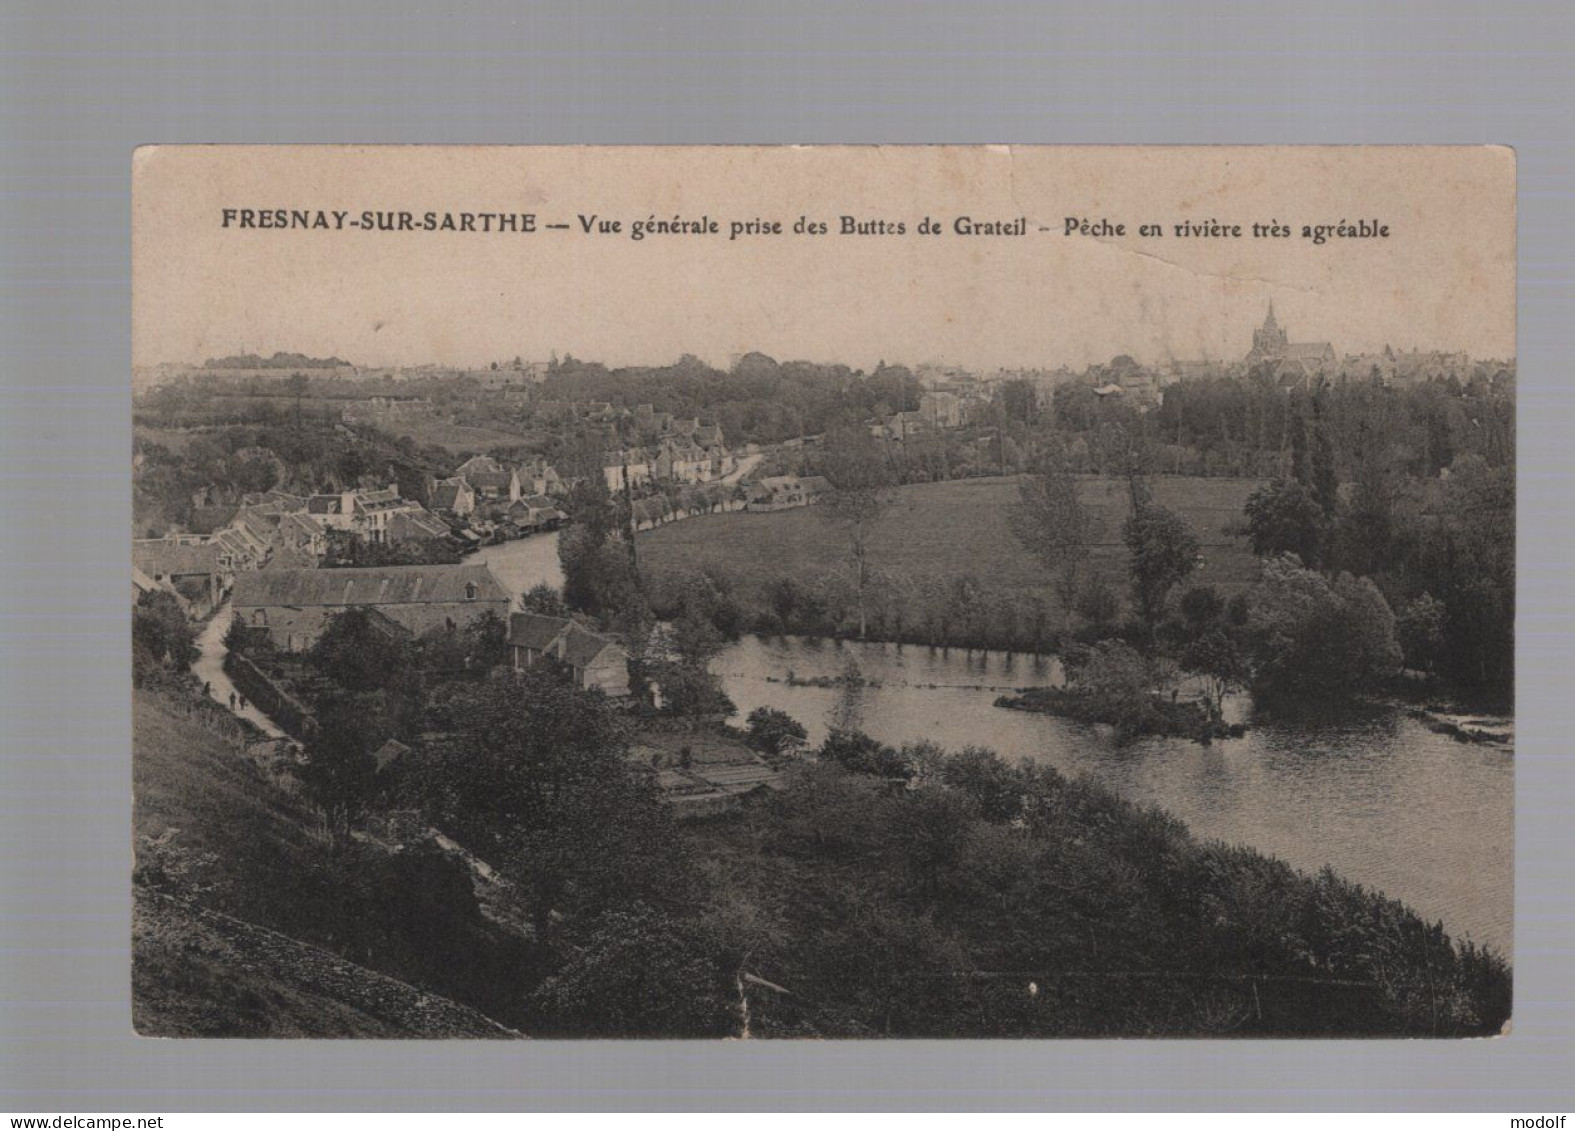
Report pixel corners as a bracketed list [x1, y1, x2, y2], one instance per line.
[681, 736, 1511, 1037]
[995, 685, 1247, 743]
[708, 632, 1514, 955]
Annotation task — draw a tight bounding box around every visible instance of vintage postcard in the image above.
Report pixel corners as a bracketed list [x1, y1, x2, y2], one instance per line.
[131, 146, 1514, 1038]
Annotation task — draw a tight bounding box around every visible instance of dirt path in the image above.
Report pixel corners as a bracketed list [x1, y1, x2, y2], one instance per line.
[190, 602, 287, 739]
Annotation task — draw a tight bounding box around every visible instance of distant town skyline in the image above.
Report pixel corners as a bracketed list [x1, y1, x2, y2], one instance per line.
[142, 298, 1514, 379]
[135, 146, 1516, 373]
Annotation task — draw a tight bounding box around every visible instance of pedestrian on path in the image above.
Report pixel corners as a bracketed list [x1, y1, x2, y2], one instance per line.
[229, 691, 236, 710]
[239, 694, 248, 712]
[204, 681, 212, 698]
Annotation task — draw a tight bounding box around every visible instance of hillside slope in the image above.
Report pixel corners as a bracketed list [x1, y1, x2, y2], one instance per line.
[132, 689, 528, 1037]
[134, 889, 521, 1038]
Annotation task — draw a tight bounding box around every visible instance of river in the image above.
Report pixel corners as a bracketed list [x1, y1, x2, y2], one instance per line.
[469, 530, 564, 596]
[464, 533, 1515, 956]
[713, 635, 1514, 957]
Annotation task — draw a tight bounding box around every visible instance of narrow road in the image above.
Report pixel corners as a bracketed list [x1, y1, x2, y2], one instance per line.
[190, 601, 287, 739]
[720, 452, 763, 484]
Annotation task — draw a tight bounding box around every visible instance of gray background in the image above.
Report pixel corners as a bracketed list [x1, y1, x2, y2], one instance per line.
[2, 0, 1571, 1113]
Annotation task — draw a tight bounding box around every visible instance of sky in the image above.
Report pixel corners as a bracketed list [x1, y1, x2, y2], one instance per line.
[133, 146, 1517, 372]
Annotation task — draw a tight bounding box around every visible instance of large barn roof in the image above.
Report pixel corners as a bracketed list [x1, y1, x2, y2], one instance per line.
[233, 564, 506, 608]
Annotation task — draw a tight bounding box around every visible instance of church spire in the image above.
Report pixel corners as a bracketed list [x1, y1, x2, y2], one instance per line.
[1264, 299, 1278, 329]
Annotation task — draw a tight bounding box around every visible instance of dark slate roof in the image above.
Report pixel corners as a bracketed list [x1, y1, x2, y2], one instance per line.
[233, 564, 507, 608]
[560, 623, 620, 668]
[392, 510, 451, 538]
[277, 512, 324, 538]
[508, 612, 569, 651]
[429, 478, 471, 509]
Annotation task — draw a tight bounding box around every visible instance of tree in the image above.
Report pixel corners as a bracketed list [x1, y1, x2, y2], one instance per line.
[520, 582, 568, 617]
[530, 906, 738, 1037]
[1310, 395, 1340, 514]
[745, 706, 809, 757]
[1011, 448, 1093, 620]
[558, 522, 637, 620]
[461, 608, 509, 671]
[285, 371, 309, 429]
[309, 607, 401, 692]
[820, 728, 912, 780]
[1182, 629, 1249, 719]
[1423, 457, 1514, 696]
[1395, 593, 1447, 674]
[221, 613, 249, 654]
[1245, 556, 1402, 701]
[299, 699, 381, 850]
[1178, 585, 1225, 638]
[1241, 478, 1327, 567]
[1331, 433, 1406, 577]
[132, 590, 198, 669]
[651, 660, 735, 724]
[415, 673, 688, 944]
[817, 426, 895, 639]
[1075, 574, 1120, 633]
[1122, 502, 1201, 635]
[939, 745, 1024, 823]
[1062, 639, 1160, 739]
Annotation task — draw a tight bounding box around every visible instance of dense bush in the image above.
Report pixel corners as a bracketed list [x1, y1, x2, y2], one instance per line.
[680, 738, 1511, 1038]
[1245, 556, 1402, 702]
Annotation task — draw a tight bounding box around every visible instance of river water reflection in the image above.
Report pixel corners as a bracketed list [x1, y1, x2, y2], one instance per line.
[466, 534, 1512, 956]
[470, 531, 564, 596]
[713, 634, 1514, 956]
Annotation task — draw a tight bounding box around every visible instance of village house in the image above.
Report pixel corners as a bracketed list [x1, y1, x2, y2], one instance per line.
[428, 476, 477, 517]
[665, 417, 700, 437]
[918, 391, 964, 429]
[507, 612, 632, 697]
[653, 438, 712, 484]
[261, 512, 329, 569]
[451, 456, 522, 503]
[386, 507, 455, 546]
[746, 475, 808, 511]
[506, 494, 567, 533]
[305, 485, 425, 544]
[798, 475, 832, 503]
[131, 538, 227, 616]
[232, 563, 510, 651]
[706, 444, 736, 479]
[516, 458, 566, 498]
[349, 487, 424, 544]
[602, 448, 655, 493]
[885, 410, 928, 441]
[132, 564, 188, 612]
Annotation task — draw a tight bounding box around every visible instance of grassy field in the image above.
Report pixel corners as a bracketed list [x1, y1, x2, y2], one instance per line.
[638, 473, 1267, 617]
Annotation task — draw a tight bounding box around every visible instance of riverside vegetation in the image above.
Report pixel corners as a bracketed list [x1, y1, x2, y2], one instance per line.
[132, 659, 1510, 1038]
[133, 361, 1514, 1036]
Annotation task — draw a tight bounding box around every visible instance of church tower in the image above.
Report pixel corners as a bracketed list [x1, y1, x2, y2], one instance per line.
[1249, 301, 1289, 363]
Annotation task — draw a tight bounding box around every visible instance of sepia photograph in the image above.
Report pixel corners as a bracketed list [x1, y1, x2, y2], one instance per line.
[128, 145, 1515, 1040]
